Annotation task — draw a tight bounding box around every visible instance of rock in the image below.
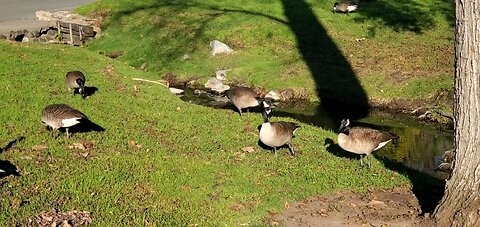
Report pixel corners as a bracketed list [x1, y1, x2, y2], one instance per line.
[194, 89, 206, 95]
[47, 29, 57, 36]
[181, 53, 190, 61]
[215, 69, 228, 80]
[169, 87, 184, 95]
[211, 84, 230, 94]
[265, 90, 281, 101]
[22, 36, 31, 42]
[205, 78, 222, 89]
[210, 40, 233, 56]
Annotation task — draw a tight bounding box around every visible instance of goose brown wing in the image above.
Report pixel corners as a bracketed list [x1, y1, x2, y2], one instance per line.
[270, 121, 299, 135]
[349, 127, 396, 144]
[44, 104, 88, 119]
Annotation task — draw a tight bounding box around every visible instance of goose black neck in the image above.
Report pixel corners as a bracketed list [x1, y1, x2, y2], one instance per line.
[341, 126, 350, 135]
[261, 109, 270, 123]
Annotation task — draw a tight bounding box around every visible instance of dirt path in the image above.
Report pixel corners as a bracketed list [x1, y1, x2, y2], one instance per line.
[270, 187, 434, 227]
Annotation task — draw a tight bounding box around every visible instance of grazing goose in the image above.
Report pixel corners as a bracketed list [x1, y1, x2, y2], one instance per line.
[65, 71, 86, 99]
[333, 1, 358, 14]
[225, 87, 260, 117]
[259, 101, 300, 156]
[337, 119, 397, 168]
[41, 104, 89, 138]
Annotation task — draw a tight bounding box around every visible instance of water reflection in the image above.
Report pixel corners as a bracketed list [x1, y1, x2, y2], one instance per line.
[179, 89, 454, 179]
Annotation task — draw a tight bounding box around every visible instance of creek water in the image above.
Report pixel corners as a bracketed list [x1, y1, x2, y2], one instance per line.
[179, 88, 454, 179]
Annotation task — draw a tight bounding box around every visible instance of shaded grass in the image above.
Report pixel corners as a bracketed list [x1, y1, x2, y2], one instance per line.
[0, 42, 409, 225]
[78, 0, 453, 104]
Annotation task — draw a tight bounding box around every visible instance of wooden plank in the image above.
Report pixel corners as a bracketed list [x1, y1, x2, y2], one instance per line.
[59, 28, 94, 37]
[58, 21, 94, 34]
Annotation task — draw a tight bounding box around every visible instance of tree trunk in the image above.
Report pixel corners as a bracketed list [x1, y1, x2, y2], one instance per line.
[433, 1, 480, 226]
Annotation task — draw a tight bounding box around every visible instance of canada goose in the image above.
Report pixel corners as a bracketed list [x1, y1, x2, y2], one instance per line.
[259, 101, 300, 156]
[41, 104, 89, 138]
[337, 119, 397, 168]
[225, 87, 260, 117]
[333, 2, 358, 14]
[65, 71, 86, 99]
[436, 148, 455, 171]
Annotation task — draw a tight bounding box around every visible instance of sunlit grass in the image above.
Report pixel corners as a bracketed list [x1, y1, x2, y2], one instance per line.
[0, 41, 409, 225]
[78, 0, 454, 105]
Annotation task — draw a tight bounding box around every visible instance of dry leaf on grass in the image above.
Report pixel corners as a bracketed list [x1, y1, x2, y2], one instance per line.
[27, 209, 92, 227]
[241, 146, 255, 153]
[32, 145, 48, 151]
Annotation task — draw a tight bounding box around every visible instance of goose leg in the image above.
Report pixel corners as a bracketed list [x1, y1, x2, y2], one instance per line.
[367, 155, 372, 168]
[360, 154, 364, 166]
[287, 143, 295, 156]
[66, 128, 70, 138]
[273, 147, 277, 157]
[247, 108, 250, 119]
[238, 108, 243, 118]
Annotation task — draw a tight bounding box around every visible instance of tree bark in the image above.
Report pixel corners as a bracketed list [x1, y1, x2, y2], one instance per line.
[433, 1, 480, 226]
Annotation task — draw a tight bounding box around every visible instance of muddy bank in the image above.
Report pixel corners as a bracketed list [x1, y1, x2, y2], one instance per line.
[268, 187, 436, 227]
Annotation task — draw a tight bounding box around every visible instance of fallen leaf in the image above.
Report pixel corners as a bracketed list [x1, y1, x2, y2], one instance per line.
[241, 146, 255, 153]
[32, 145, 48, 151]
[73, 143, 86, 150]
[367, 200, 386, 206]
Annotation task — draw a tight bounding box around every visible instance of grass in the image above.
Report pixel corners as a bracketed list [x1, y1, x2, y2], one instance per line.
[1, 0, 453, 225]
[0, 41, 410, 225]
[77, 0, 454, 106]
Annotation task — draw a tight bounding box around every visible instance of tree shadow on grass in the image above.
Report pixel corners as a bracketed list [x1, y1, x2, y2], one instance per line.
[0, 136, 25, 153]
[281, 0, 369, 130]
[377, 157, 445, 214]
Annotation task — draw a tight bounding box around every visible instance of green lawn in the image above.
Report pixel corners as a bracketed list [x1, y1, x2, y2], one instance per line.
[0, 41, 409, 225]
[0, 0, 453, 225]
[78, 0, 454, 105]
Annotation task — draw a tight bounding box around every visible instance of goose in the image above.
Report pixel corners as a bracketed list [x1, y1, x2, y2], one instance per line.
[333, 2, 358, 14]
[337, 119, 397, 168]
[65, 71, 86, 99]
[259, 101, 300, 156]
[225, 87, 260, 117]
[41, 104, 89, 138]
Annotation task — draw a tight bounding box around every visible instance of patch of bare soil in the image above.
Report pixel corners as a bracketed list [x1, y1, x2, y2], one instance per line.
[270, 187, 434, 227]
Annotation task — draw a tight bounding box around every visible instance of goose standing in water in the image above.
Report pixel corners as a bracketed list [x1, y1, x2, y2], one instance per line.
[258, 101, 300, 156]
[337, 119, 397, 168]
[225, 87, 260, 117]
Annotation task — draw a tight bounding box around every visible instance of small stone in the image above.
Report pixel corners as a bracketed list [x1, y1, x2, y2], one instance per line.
[215, 70, 228, 80]
[193, 89, 205, 95]
[211, 84, 230, 94]
[204, 78, 222, 89]
[265, 90, 281, 101]
[210, 40, 233, 56]
[181, 53, 190, 61]
[169, 87, 184, 95]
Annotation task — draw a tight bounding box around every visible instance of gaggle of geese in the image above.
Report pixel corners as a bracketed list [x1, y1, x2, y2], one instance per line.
[36, 66, 398, 169]
[41, 71, 98, 138]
